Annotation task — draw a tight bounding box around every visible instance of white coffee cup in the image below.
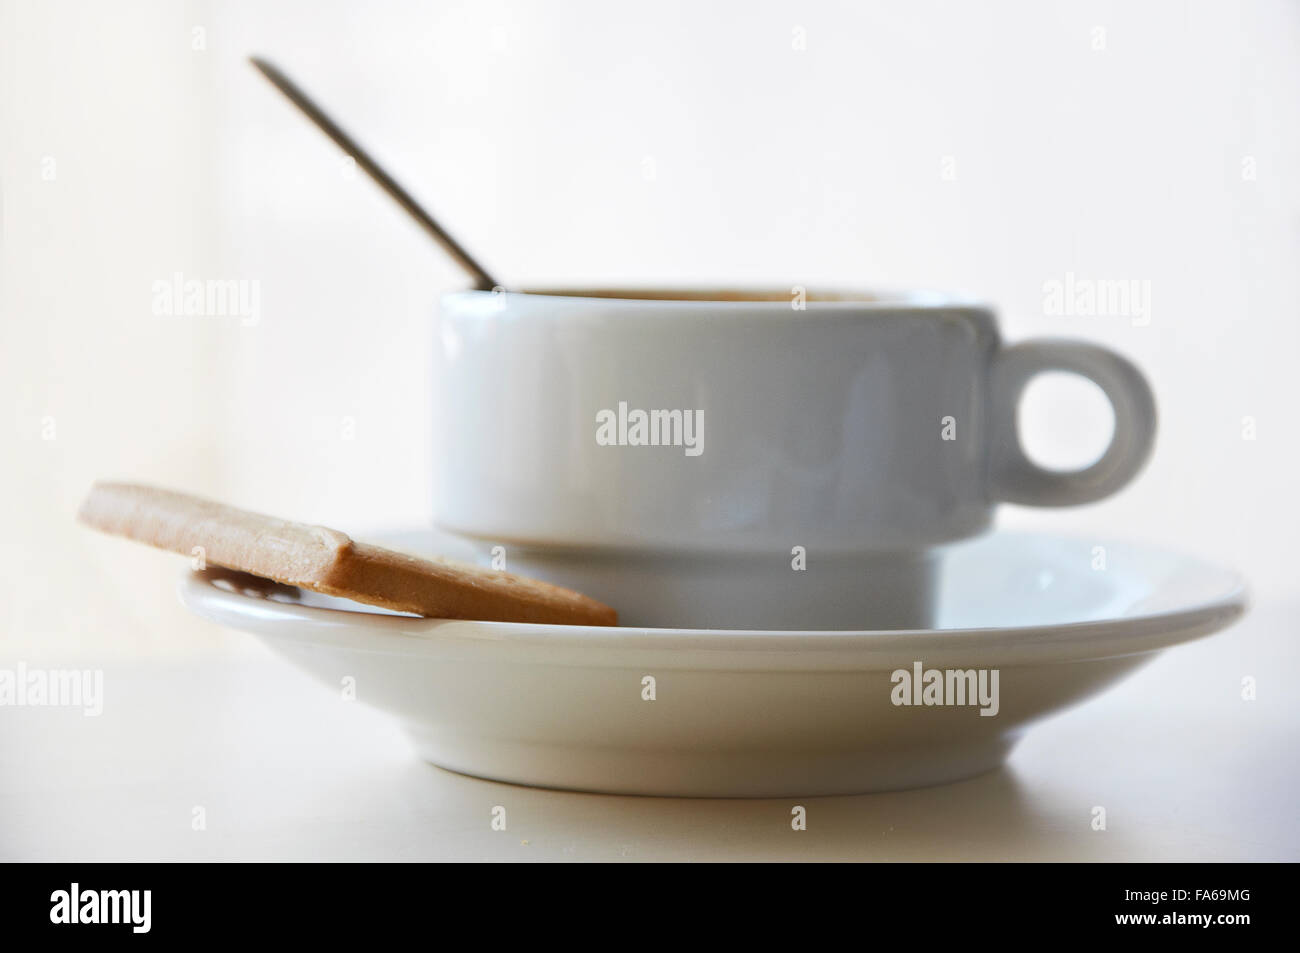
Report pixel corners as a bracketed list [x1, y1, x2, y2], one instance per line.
[435, 288, 1156, 628]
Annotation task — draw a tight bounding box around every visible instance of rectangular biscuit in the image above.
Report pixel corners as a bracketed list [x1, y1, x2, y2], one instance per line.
[78, 481, 618, 626]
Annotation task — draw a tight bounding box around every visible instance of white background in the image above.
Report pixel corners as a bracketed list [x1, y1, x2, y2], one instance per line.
[4, 0, 1297, 657]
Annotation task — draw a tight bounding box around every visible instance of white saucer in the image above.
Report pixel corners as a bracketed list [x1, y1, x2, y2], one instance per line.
[179, 531, 1247, 797]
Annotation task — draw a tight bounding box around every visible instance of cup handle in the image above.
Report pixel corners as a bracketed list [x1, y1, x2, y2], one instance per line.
[988, 339, 1157, 506]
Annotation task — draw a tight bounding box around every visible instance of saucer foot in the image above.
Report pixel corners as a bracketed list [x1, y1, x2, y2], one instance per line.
[404, 725, 1020, 798]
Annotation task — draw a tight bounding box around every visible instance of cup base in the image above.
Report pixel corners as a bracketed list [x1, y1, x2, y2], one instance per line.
[479, 544, 939, 630]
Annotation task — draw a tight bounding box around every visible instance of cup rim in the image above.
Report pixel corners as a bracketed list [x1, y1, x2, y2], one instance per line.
[443, 285, 993, 310]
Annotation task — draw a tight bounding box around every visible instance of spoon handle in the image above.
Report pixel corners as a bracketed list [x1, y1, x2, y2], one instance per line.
[250, 56, 500, 292]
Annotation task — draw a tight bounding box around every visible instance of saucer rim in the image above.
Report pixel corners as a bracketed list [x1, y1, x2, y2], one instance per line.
[178, 531, 1249, 667]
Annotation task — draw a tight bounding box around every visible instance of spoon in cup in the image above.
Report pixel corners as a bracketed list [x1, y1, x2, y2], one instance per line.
[249, 56, 501, 291]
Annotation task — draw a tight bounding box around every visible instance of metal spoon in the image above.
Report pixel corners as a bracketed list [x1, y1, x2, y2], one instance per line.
[249, 56, 501, 291]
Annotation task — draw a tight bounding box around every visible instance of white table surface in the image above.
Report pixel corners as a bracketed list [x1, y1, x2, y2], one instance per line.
[2, 596, 1297, 862]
